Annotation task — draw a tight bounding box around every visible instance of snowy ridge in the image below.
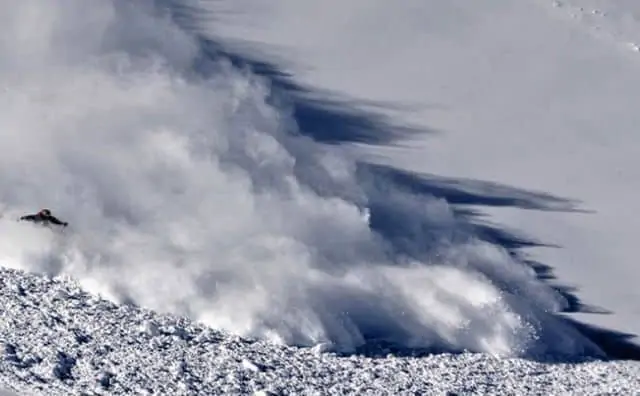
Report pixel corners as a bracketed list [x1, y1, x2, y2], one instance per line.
[1, 267, 639, 395]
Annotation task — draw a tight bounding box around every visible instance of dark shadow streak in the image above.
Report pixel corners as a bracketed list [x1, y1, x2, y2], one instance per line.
[200, 41, 430, 146]
[564, 319, 640, 361]
[159, 0, 640, 361]
[367, 164, 590, 212]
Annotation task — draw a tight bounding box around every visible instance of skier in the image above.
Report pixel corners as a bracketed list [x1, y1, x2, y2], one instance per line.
[19, 209, 68, 228]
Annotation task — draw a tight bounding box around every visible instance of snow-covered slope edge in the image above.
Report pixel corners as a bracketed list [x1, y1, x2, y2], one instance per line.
[1, 267, 638, 396]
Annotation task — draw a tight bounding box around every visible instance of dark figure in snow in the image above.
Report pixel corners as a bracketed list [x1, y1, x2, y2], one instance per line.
[19, 209, 68, 228]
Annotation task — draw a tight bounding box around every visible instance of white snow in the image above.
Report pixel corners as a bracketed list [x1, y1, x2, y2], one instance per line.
[1, 0, 640, 394]
[0, 0, 605, 359]
[0, 267, 639, 395]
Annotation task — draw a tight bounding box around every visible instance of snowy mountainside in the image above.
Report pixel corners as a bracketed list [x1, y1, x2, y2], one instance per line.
[1, 267, 639, 395]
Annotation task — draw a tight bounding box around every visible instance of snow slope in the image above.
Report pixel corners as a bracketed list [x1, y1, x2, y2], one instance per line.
[1, 267, 639, 395]
[193, 0, 640, 351]
[1, 0, 640, 393]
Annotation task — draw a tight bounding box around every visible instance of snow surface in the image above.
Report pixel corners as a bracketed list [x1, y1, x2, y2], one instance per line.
[1, 267, 639, 395]
[1, 0, 640, 394]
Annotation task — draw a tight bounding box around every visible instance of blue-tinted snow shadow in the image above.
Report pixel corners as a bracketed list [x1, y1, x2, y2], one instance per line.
[162, 2, 640, 362]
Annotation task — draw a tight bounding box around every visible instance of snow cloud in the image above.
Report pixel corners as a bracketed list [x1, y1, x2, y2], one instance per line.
[0, 0, 600, 359]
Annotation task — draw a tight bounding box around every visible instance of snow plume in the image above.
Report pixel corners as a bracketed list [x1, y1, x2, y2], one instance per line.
[0, 0, 600, 359]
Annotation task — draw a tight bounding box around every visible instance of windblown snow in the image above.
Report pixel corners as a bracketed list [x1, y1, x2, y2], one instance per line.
[0, 0, 639, 394]
[195, 0, 640, 348]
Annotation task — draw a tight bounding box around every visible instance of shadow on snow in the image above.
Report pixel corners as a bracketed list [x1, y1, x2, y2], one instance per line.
[162, 0, 640, 362]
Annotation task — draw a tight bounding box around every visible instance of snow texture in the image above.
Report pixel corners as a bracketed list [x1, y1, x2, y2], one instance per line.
[0, 268, 639, 395]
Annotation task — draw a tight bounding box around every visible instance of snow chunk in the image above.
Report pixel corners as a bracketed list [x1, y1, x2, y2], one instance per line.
[139, 320, 160, 337]
[241, 358, 261, 373]
[254, 391, 278, 396]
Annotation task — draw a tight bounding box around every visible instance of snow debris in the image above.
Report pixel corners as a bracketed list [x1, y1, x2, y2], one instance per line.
[0, 268, 638, 395]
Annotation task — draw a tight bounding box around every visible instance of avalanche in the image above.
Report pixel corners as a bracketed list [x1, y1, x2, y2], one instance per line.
[1, 0, 640, 394]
